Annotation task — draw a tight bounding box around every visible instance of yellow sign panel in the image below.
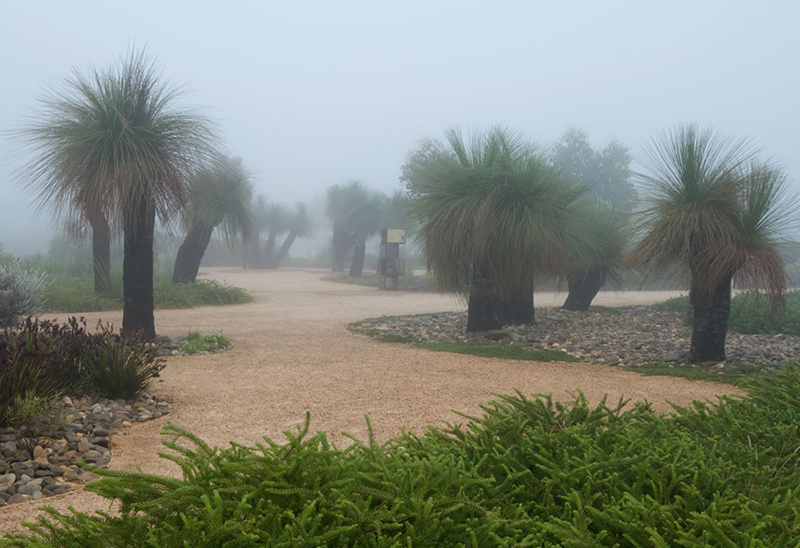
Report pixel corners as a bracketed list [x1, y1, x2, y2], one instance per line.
[386, 229, 407, 244]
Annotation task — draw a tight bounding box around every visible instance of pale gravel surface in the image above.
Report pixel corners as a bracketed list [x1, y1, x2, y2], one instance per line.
[0, 269, 742, 535]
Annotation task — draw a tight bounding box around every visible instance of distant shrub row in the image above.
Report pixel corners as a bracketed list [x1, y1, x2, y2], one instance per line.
[43, 279, 253, 313]
[653, 292, 800, 336]
[4, 367, 800, 546]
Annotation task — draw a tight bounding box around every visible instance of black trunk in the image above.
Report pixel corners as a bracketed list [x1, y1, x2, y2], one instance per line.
[689, 273, 733, 363]
[272, 232, 297, 269]
[562, 267, 607, 312]
[497, 282, 534, 325]
[122, 195, 156, 339]
[348, 240, 366, 277]
[248, 235, 265, 268]
[467, 264, 502, 332]
[89, 213, 111, 295]
[264, 230, 279, 268]
[172, 221, 214, 283]
[331, 225, 353, 272]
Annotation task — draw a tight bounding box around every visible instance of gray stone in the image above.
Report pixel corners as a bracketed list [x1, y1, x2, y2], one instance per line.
[7, 493, 29, 504]
[17, 484, 42, 495]
[485, 329, 510, 341]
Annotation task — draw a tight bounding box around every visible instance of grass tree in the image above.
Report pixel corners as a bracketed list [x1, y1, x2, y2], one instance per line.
[15, 49, 217, 338]
[271, 203, 314, 269]
[263, 202, 288, 268]
[561, 202, 626, 311]
[244, 195, 268, 269]
[629, 124, 794, 362]
[172, 157, 252, 283]
[325, 181, 381, 274]
[409, 127, 586, 332]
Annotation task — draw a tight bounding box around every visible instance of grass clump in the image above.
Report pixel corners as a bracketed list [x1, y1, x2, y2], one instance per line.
[6, 368, 800, 545]
[414, 341, 580, 362]
[181, 331, 231, 354]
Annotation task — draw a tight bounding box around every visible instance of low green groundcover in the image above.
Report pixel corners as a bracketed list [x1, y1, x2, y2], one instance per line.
[3, 367, 800, 546]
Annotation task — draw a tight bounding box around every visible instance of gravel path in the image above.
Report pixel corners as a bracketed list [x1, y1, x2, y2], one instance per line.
[0, 270, 742, 535]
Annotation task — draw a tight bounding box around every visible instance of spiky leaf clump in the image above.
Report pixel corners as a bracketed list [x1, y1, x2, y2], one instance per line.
[408, 127, 588, 299]
[629, 124, 794, 303]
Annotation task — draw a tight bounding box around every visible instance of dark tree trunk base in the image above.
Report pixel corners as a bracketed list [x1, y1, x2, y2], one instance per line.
[123, 196, 156, 339]
[272, 232, 297, 269]
[349, 241, 366, 277]
[562, 267, 607, 312]
[689, 273, 733, 363]
[497, 283, 534, 325]
[172, 221, 214, 284]
[467, 265, 502, 332]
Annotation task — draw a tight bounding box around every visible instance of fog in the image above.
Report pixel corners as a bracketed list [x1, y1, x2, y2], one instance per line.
[1, 1, 798, 255]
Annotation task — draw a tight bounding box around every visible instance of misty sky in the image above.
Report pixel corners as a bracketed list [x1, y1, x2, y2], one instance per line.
[1, 1, 798, 255]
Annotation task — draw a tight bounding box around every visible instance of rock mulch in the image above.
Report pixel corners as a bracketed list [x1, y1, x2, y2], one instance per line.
[0, 395, 171, 507]
[351, 307, 800, 370]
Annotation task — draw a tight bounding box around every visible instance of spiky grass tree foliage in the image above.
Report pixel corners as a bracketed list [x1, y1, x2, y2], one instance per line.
[172, 157, 252, 283]
[629, 124, 794, 362]
[271, 202, 314, 269]
[325, 181, 382, 275]
[16, 49, 217, 338]
[561, 202, 626, 311]
[409, 127, 586, 331]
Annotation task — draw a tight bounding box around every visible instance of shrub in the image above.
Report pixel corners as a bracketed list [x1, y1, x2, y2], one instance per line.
[181, 331, 230, 354]
[651, 292, 800, 335]
[0, 262, 48, 327]
[7, 368, 800, 546]
[80, 326, 165, 400]
[0, 318, 163, 426]
[728, 291, 800, 335]
[2, 391, 64, 453]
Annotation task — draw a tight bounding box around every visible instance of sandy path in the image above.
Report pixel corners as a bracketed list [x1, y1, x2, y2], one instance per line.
[0, 269, 734, 535]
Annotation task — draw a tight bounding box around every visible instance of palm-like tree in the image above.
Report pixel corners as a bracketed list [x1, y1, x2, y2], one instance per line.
[172, 157, 252, 283]
[243, 195, 268, 269]
[271, 203, 314, 269]
[16, 49, 217, 337]
[325, 181, 381, 274]
[409, 127, 586, 331]
[561, 202, 626, 311]
[263, 202, 288, 268]
[629, 124, 794, 362]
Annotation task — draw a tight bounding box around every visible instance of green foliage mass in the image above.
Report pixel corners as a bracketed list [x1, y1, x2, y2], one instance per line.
[0, 318, 164, 422]
[181, 331, 231, 354]
[652, 292, 800, 336]
[4, 369, 800, 545]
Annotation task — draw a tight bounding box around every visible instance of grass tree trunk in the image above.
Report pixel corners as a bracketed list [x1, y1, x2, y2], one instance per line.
[172, 221, 214, 283]
[122, 195, 156, 339]
[89, 212, 111, 295]
[562, 267, 607, 312]
[497, 282, 534, 325]
[331, 225, 352, 272]
[249, 235, 265, 268]
[349, 238, 366, 277]
[689, 272, 733, 363]
[272, 232, 297, 269]
[264, 230, 279, 269]
[467, 263, 502, 332]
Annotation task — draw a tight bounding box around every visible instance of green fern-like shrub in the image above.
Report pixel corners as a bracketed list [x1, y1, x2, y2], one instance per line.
[4, 366, 800, 546]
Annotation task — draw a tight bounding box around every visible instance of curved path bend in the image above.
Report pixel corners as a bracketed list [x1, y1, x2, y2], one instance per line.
[0, 269, 741, 534]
